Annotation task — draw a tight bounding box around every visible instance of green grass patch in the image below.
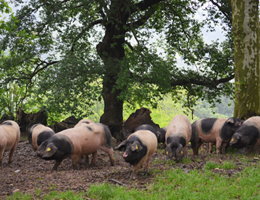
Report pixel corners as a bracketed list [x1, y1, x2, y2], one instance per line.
[88, 165, 260, 200]
[205, 161, 237, 170]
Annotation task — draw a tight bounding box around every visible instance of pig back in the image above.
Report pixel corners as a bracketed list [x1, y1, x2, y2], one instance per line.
[57, 124, 111, 155]
[166, 115, 192, 143]
[235, 116, 260, 139]
[243, 117, 260, 133]
[0, 121, 20, 151]
[74, 119, 94, 128]
[31, 124, 55, 147]
[130, 130, 157, 156]
[196, 118, 226, 142]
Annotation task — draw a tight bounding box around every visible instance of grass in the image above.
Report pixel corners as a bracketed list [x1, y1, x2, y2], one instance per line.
[87, 165, 260, 200]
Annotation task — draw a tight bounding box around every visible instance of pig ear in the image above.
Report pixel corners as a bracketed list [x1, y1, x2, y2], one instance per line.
[165, 146, 171, 156]
[131, 141, 142, 152]
[114, 140, 127, 151]
[177, 144, 183, 151]
[227, 118, 234, 124]
[42, 143, 57, 158]
[37, 140, 48, 152]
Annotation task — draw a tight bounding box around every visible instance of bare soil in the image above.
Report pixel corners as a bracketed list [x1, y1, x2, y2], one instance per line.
[0, 141, 254, 199]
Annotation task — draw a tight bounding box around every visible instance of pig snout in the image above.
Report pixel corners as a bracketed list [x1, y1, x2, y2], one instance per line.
[123, 152, 128, 158]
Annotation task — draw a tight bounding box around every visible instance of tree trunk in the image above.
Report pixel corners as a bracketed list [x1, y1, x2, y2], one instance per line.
[96, 5, 126, 140]
[232, 0, 260, 119]
[100, 78, 124, 140]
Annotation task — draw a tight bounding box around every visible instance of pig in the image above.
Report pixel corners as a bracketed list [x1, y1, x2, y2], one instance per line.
[114, 130, 157, 179]
[191, 117, 243, 155]
[27, 123, 55, 151]
[135, 124, 158, 137]
[74, 119, 94, 128]
[165, 115, 191, 161]
[36, 122, 115, 170]
[157, 127, 167, 144]
[230, 116, 260, 154]
[0, 120, 20, 166]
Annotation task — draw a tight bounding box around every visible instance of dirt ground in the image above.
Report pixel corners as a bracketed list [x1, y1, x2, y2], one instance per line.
[0, 140, 254, 199]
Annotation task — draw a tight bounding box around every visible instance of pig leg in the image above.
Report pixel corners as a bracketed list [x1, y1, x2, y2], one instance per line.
[255, 139, 260, 155]
[194, 140, 203, 155]
[200, 144, 205, 154]
[221, 142, 228, 154]
[71, 155, 80, 169]
[90, 151, 98, 166]
[8, 145, 17, 164]
[130, 157, 146, 179]
[0, 149, 4, 166]
[52, 159, 63, 171]
[207, 143, 215, 153]
[99, 146, 115, 166]
[85, 155, 89, 165]
[184, 144, 189, 156]
[216, 138, 223, 154]
[144, 158, 150, 170]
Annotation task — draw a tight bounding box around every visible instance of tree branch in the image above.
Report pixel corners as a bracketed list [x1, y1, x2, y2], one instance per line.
[126, 3, 158, 29]
[170, 74, 234, 88]
[131, 0, 164, 13]
[71, 19, 103, 52]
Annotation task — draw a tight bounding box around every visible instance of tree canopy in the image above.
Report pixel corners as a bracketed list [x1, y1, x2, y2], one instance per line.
[0, 0, 235, 138]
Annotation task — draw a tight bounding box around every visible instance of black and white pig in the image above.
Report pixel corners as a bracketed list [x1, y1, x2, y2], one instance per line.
[114, 130, 157, 179]
[165, 115, 191, 161]
[191, 117, 243, 155]
[0, 120, 20, 166]
[36, 122, 115, 170]
[27, 124, 55, 151]
[230, 116, 260, 154]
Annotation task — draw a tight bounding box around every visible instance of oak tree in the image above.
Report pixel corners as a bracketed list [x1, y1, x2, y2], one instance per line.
[1, 0, 235, 139]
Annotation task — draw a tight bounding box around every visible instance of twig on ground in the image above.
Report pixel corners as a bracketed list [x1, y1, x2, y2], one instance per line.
[109, 178, 128, 186]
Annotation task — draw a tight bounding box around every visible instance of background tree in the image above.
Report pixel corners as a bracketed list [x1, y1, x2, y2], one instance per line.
[231, 0, 260, 119]
[1, 0, 235, 139]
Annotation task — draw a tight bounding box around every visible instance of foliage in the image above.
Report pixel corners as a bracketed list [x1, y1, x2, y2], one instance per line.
[194, 95, 234, 119]
[0, 0, 235, 124]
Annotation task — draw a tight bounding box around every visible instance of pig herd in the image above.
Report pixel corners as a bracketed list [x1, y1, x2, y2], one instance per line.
[1, 115, 260, 179]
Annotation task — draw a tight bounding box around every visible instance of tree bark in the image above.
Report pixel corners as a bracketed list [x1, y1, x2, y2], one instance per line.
[232, 0, 260, 119]
[96, 0, 127, 140]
